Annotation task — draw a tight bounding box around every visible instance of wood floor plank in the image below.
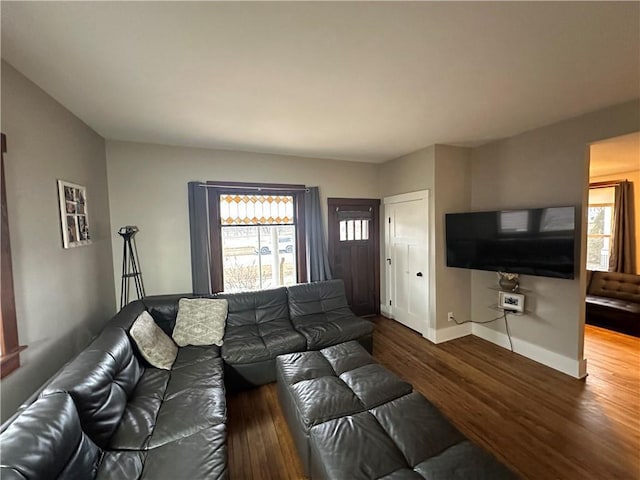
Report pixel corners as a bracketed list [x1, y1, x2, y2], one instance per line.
[226, 317, 640, 479]
[241, 390, 271, 480]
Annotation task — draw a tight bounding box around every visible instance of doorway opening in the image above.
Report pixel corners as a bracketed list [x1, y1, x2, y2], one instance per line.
[585, 132, 639, 337]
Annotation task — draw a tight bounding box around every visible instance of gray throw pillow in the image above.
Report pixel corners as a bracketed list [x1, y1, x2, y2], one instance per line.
[172, 298, 228, 347]
[130, 311, 178, 370]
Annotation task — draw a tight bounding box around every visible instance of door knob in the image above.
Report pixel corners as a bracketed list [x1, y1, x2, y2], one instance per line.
[416, 272, 423, 277]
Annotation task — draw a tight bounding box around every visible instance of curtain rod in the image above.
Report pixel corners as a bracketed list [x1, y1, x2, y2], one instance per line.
[589, 180, 627, 189]
[197, 183, 310, 192]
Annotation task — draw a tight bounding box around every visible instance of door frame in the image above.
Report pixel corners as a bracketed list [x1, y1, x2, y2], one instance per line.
[327, 198, 381, 316]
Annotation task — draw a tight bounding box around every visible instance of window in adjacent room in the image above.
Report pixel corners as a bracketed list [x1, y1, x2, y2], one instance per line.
[208, 183, 306, 293]
[586, 186, 616, 271]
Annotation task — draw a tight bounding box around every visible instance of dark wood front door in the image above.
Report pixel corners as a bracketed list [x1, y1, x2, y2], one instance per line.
[328, 198, 380, 317]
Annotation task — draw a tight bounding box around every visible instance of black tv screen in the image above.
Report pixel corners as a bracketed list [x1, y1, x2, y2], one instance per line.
[445, 206, 576, 279]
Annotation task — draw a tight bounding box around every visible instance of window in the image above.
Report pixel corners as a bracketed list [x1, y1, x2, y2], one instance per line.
[337, 208, 372, 242]
[587, 186, 615, 271]
[339, 219, 369, 241]
[1, 133, 23, 378]
[208, 183, 306, 292]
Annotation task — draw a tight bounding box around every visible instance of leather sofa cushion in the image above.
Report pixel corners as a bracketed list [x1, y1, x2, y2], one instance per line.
[42, 327, 143, 448]
[292, 313, 374, 350]
[96, 451, 145, 480]
[287, 279, 352, 319]
[222, 321, 306, 364]
[287, 280, 374, 349]
[369, 393, 466, 465]
[108, 368, 170, 450]
[587, 271, 640, 303]
[310, 392, 516, 480]
[100, 426, 226, 480]
[278, 341, 412, 429]
[1, 389, 225, 480]
[0, 393, 102, 480]
[147, 356, 226, 449]
[218, 287, 290, 327]
[412, 441, 511, 479]
[172, 344, 221, 366]
[109, 346, 226, 450]
[220, 287, 306, 364]
[586, 294, 640, 314]
[139, 423, 227, 480]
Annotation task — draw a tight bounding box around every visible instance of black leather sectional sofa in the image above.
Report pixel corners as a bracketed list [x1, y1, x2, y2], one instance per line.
[0, 280, 373, 480]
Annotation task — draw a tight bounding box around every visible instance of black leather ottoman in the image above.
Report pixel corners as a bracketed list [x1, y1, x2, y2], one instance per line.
[277, 341, 517, 480]
[310, 392, 517, 479]
[276, 341, 412, 475]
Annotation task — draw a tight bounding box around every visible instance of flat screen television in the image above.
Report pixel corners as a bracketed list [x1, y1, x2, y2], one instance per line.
[445, 206, 576, 279]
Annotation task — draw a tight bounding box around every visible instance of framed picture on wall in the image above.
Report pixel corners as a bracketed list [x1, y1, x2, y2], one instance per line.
[498, 291, 525, 313]
[57, 180, 91, 248]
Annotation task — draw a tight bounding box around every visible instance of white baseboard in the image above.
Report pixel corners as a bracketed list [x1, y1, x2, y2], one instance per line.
[433, 322, 472, 343]
[472, 323, 588, 379]
[380, 304, 392, 318]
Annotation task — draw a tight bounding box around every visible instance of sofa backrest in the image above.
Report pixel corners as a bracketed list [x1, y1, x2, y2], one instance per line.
[588, 271, 640, 303]
[142, 294, 203, 335]
[107, 299, 147, 331]
[218, 287, 290, 327]
[0, 393, 102, 480]
[287, 279, 352, 319]
[42, 327, 143, 448]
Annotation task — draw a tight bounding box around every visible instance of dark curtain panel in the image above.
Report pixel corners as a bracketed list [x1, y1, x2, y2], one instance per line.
[305, 186, 332, 282]
[188, 182, 212, 294]
[609, 181, 635, 273]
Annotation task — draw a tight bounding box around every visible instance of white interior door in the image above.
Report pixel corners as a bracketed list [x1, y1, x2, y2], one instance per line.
[384, 191, 429, 335]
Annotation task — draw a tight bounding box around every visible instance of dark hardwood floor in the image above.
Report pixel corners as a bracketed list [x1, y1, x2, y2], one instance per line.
[227, 316, 640, 479]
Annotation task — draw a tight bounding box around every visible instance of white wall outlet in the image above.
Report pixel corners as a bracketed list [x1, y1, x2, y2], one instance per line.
[447, 312, 454, 322]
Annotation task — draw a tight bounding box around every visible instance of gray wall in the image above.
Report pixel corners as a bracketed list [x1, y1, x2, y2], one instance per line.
[377, 145, 472, 341]
[433, 145, 471, 333]
[378, 146, 435, 326]
[376, 101, 639, 376]
[1, 62, 115, 421]
[378, 145, 435, 199]
[105, 140, 379, 299]
[469, 99, 640, 374]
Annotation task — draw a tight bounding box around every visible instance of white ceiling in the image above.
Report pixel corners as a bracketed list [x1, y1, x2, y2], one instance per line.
[590, 132, 640, 178]
[2, 1, 639, 163]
